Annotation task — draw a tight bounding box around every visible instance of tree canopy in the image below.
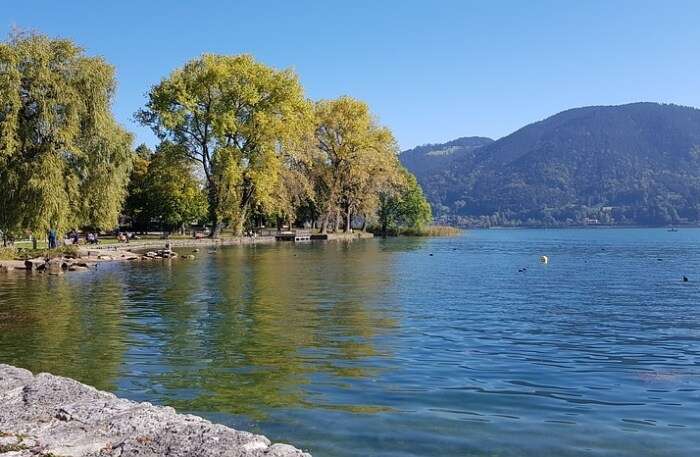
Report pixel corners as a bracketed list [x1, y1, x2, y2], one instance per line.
[0, 32, 132, 242]
[312, 97, 405, 233]
[122, 144, 152, 231]
[145, 143, 207, 232]
[137, 53, 313, 236]
[377, 169, 432, 235]
[1, 33, 431, 243]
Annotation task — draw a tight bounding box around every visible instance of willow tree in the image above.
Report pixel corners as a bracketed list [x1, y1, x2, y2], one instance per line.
[313, 97, 400, 232]
[137, 54, 312, 237]
[0, 32, 132, 244]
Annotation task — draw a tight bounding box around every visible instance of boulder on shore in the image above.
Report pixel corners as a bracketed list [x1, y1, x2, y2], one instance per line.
[47, 258, 64, 275]
[24, 258, 46, 272]
[0, 364, 311, 457]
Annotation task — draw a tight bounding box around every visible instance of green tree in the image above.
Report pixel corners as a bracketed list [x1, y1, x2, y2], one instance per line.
[378, 170, 432, 235]
[137, 54, 312, 237]
[123, 144, 153, 231]
[264, 146, 317, 230]
[142, 142, 208, 233]
[0, 32, 132, 242]
[395, 171, 432, 230]
[313, 97, 400, 233]
[77, 122, 133, 231]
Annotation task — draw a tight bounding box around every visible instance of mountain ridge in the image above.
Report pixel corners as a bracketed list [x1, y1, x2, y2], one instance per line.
[400, 102, 700, 226]
[399, 136, 494, 183]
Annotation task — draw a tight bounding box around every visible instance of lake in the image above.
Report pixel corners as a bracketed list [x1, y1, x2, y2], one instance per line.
[1, 228, 699, 456]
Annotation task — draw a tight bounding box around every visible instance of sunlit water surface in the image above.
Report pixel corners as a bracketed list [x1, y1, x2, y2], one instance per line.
[1, 229, 699, 456]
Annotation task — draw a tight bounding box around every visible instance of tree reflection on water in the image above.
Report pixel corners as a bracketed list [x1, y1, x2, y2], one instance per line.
[0, 240, 408, 420]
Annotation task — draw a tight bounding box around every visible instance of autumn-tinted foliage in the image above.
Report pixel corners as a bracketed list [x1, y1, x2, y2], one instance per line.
[0, 33, 434, 241]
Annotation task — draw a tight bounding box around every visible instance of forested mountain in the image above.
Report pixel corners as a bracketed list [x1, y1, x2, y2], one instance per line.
[399, 136, 493, 182]
[401, 103, 700, 226]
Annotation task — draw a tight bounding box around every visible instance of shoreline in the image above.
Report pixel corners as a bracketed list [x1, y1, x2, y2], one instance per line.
[456, 224, 698, 230]
[0, 364, 310, 456]
[0, 232, 374, 274]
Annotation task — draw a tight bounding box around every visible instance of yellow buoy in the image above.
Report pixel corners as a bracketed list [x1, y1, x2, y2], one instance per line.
[540, 255, 549, 264]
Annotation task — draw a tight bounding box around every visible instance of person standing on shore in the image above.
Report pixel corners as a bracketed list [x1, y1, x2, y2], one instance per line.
[47, 228, 57, 249]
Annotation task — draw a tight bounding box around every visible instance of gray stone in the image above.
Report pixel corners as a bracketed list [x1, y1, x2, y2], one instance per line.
[0, 451, 33, 457]
[24, 258, 46, 271]
[0, 364, 310, 457]
[156, 249, 177, 259]
[0, 434, 21, 446]
[47, 258, 64, 275]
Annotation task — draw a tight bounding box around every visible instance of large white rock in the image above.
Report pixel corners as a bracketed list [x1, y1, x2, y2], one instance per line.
[0, 364, 311, 457]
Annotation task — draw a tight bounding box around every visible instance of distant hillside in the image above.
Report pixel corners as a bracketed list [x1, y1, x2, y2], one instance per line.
[401, 103, 700, 226]
[399, 136, 493, 182]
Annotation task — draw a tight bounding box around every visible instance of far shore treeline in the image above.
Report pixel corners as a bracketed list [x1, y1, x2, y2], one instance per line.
[0, 32, 432, 246]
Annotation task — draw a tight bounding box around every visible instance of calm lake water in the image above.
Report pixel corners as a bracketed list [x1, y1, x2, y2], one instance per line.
[1, 229, 699, 456]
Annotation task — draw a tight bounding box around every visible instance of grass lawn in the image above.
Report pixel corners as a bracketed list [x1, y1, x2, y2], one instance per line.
[14, 238, 121, 249]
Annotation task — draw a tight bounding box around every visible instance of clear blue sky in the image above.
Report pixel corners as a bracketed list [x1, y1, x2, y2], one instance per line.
[3, 0, 700, 150]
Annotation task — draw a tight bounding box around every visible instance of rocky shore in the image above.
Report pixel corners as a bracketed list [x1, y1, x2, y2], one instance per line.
[0, 232, 373, 275]
[0, 250, 170, 275]
[0, 364, 310, 457]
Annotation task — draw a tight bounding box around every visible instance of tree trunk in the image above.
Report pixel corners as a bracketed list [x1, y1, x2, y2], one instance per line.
[32, 235, 37, 250]
[207, 182, 220, 238]
[233, 206, 249, 237]
[211, 222, 224, 238]
[344, 207, 352, 232]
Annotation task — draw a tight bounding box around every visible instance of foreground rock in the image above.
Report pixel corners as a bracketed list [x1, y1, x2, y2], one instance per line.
[0, 364, 310, 457]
